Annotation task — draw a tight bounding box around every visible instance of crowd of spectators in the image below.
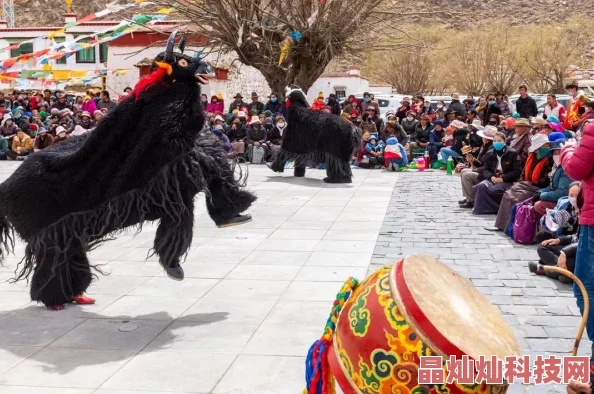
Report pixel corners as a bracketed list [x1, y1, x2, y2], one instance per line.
[0, 88, 119, 160]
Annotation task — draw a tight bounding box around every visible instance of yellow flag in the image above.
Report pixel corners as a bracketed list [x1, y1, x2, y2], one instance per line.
[52, 70, 70, 80]
[278, 38, 291, 65]
[48, 29, 65, 39]
[157, 8, 173, 14]
[42, 63, 53, 71]
[70, 70, 88, 78]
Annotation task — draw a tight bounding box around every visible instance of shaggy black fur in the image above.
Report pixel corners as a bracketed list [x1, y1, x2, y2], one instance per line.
[0, 35, 256, 307]
[269, 89, 360, 183]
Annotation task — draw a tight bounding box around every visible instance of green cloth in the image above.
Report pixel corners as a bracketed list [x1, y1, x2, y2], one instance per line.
[0, 136, 8, 152]
[432, 159, 444, 169]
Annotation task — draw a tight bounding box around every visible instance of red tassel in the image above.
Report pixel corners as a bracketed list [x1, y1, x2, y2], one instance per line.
[130, 67, 167, 101]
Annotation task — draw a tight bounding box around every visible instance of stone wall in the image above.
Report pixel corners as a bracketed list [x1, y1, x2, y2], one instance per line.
[223, 63, 271, 106]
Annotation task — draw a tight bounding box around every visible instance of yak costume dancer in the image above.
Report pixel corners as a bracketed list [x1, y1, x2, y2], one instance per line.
[0, 32, 256, 310]
[268, 88, 360, 183]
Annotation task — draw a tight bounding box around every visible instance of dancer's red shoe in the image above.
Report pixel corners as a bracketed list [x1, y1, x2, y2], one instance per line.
[72, 295, 95, 305]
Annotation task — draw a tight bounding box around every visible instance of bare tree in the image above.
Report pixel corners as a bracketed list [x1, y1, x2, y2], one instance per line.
[160, 0, 460, 97]
[484, 28, 522, 95]
[445, 35, 488, 95]
[371, 52, 430, 94]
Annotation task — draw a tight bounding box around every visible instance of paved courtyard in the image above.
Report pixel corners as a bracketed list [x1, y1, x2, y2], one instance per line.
[0, 163, 586, 393]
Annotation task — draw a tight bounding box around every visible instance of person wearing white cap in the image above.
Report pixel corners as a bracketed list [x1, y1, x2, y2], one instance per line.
[54, 126, 69, 144]
[458, 125, 496, 208]
[485, 133, 554, 231]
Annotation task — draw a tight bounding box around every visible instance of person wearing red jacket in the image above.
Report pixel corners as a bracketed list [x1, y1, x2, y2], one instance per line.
[560, 121, 594, 362]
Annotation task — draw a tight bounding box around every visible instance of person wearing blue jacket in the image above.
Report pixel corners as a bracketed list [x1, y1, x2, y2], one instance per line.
[428, 120, 444, 163]
[365, 134, 384, 168]
[532, 141, 572, 221]
[384, 136, 408, 171]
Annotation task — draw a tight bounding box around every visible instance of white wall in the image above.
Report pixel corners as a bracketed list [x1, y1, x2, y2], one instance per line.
[306, 76, 369, 103]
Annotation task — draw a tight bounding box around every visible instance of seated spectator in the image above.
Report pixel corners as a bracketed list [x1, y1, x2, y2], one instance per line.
[0, 133, 8, 160]
[350, 110, 362, 129]
[384, 136, 408, 171]
[439, 120, 468, 166]
[356, 131, 371, 167]
[466, 110, 479, 125]
[246, 116, 268, 162]
[59, 109, 75, 132]
[381, 112, 408, 145]
[366, 106, 383, 135]
[71, 125, 89, 137]
[532, 140, 572, 221]
[360, 113, 377, 134]
[265, 93, 284, 116]
[54, 126, 69, 144]
[487, 133, 553, 231]
[81, 95, 97, 114]
[409, 114, 432, 153]
[484, 94, 502, 125]
[365, 134, 384, 168]
[206, 94, 225, 113]
[267, 116, 285, 158]
[33, 128, 54, 152]
[472, 132, 522, 215]
[211, 125, 231, 152]
[428, 120, 444, 163]
[12, 108, 30, 135]
[459, 125, 496, 208]
[508, 118, 532, 165]
[310, 92, 326, 111]
[531, 234, 577, 284]
[7, 128, 33, 160]
[401, 110, 418, 138]
[77, 111, 95, 130]
[0, 114, 18, 139]
[537, 181, 581, 241]
[201, 94, 209, 108]
[94, 110, 103, 123]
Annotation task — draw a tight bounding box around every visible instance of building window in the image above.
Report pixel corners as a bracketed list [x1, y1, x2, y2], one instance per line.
[53, 38, 67, 65]
[76, 40, 95, 64]
[9, 41, 33, 58]
[99, 43, 108, 63]
[334, 87, 346, 99]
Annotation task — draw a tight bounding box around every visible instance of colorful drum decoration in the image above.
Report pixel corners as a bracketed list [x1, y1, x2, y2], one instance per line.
[303, 254, 521, 394]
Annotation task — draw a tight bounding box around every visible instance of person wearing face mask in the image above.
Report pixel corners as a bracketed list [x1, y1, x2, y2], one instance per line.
[472, 132, 522, 215]
[458, 125, 495, 208]
[494, 92, 511, 117]
[531, 139, 573, 221]
[484, 94, 502, 126]
[486, 134, 554, 231]
[246, 116, 268, 162]
[268, 116, 286, 158]
[360, 92, 379, 114]
[264, 92, 284, 115]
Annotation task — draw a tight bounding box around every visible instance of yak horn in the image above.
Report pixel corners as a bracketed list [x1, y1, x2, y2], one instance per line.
[178, 34, 187, 54]
[165, 30, 178, 61]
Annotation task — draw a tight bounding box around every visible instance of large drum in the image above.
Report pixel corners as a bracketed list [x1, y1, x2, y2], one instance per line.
[310, 254, 521, 394]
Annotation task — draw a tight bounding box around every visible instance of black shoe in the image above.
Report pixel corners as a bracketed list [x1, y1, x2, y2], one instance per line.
[160, 262, 184, 281]
[294, 166, 306, 177]
[528, 262, 538, 274]
[558, 275, 573, 285]
[458, 199, 467, 205]
[323, 177, 352, 184]
[460, 202, 474, 209]
[267, 162, 284, 173]
[484, 226, 502, 232]
[216, 214, 252, 228]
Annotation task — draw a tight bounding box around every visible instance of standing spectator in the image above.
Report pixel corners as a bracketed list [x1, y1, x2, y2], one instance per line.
[495, 92, 511, 117]
[264, 93, 284, 115]
[544, 94, 566, 124]
[472, 131, 522, 215]
[81, 95, 97, 114]
[310, 92, 326, 111]
[248, 92, 264, 114]
[366, 107, 383, 135]
[228, 93, 247, 114]
[33, 128, 54, 152]
[0, 133, 9, 160]
[327, 94, 341, 115]
[515, 85, 538, 119]
[97, 91, 116, 112]
[395, 97, 411, 122]
[6, 129, 33, 160]
[436, 100, 446, 112]
[560, 122, 594, 360]
[448, 93, 466, 117]
[571, 101, 594, 132]
[508, 118, 532, 166]
[463, 95, 476, 111]
[51, 91, 71, 111]
[267, 115, 285, 158]
[564, 81, 583, 131]
[342, 95, 358, 114]
[360, 92, 379, 114]
[200, 94, 209, 108]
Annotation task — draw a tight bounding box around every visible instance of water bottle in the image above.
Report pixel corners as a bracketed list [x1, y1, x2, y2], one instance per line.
[424, 151, 430, 169]
[446, 156, 453, 175]
[417, 157, 425, 172]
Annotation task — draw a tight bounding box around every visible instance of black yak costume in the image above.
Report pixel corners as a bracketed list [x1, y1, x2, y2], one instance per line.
[268, 88, 360, 183]
[0, 32, 256, 310]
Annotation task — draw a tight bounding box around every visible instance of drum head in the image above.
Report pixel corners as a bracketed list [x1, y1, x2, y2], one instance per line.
[392, 254, 521, 359]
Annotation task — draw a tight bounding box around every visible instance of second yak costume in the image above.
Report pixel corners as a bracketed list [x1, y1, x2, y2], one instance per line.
[0, 32, 256, 310]
[268, 88, 360, 183]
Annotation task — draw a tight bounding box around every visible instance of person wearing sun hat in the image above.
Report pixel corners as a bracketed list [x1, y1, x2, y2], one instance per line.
[508, 117, 532, 165]
[246, 116, 268, 162]
[486, 133, 554, 231]
[458, 125, 497, 208]
[228, 93, 247, 114]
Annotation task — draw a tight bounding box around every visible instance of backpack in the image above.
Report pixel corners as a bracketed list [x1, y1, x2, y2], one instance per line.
[506, 204, 517, 238]
[513, 199, 537, 245]
[251, 145, 265, 164]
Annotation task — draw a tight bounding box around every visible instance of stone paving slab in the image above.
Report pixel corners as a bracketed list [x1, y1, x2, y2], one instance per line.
[0, 163, 585, 393]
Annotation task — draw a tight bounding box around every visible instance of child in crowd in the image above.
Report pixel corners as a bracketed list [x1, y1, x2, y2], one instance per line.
[365, 134, 384, 169]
